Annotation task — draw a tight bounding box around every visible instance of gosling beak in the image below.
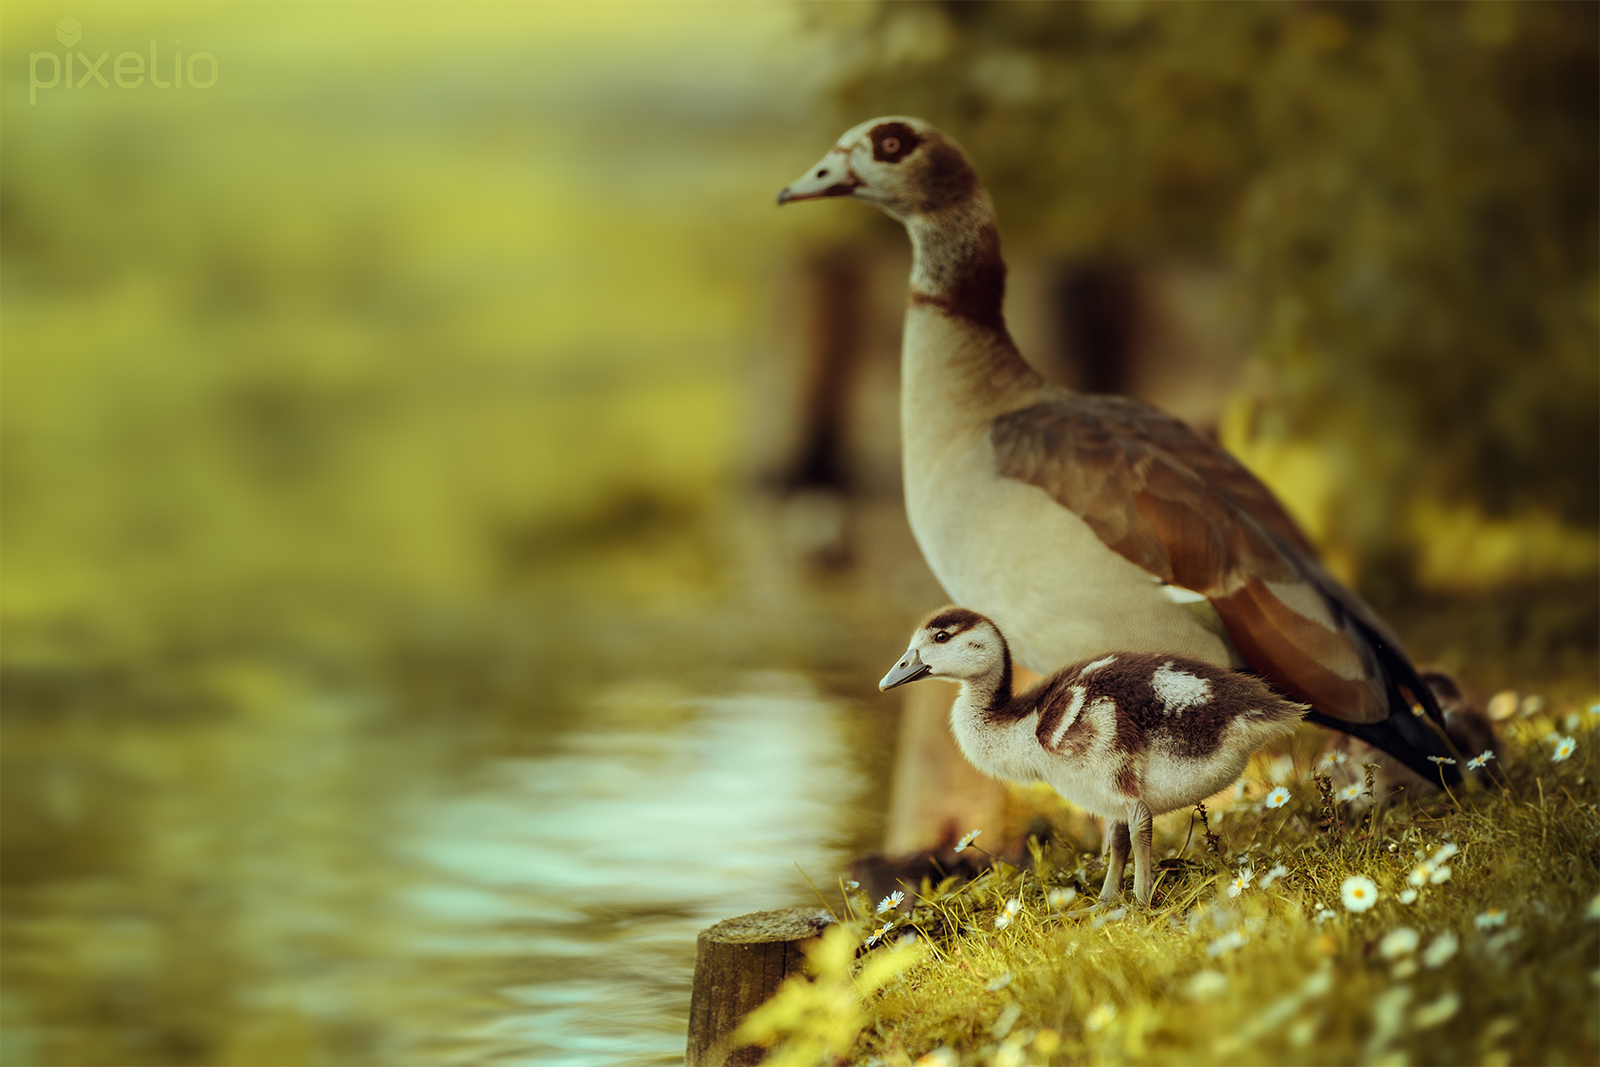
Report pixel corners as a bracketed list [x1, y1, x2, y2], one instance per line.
[879, 649, 931, 691]
[776, 150, 860, 205]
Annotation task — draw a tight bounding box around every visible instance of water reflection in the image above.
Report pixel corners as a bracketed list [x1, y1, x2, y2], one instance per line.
[407, 673, 864, 1065]
[0, 613, 892, 1067]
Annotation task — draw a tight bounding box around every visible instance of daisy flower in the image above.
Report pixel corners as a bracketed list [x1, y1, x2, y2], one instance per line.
[1552, 735, 1577, 762]
[1413, 992, 1460, 1029]
[1429, 865, 1452, 885]
[954, 829, 982, 853]
[1317, 750, 1348, 772]
[1314, 908, 1336, 924]
[865, 920, 896, 946]
[1398, 889, 1418, 905]
[994, 897, 1021, 928]
[877, 890, 904, 914]
[1265, 786, 1292, 809]
[1207, 928, 1248, 956]
[1340, 875, 1379, 912]
[1431, 843, 1459, 864]
[1260, 864, 1288, 889]
[1186, 970, 1227, 1000]
[1408, 862, 1435, 887]
[1467, 750, 1495, 770]
[1228, 867, 1255, 898]
[1084, 1003, 1117, 1032]
[1337, 783, 1362, 803]
[1378, 926, 1420, 959]
[1427, 755, 1457, 766]
[1047, 887, 1077, 910]
[1475, 909, 1507, 929]
[1422, 931, 1458, 968]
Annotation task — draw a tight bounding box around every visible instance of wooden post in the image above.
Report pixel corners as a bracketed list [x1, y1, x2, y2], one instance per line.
[684, 908, 832, 1067]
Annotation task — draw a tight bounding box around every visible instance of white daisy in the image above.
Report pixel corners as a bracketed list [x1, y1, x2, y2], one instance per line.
[1413, 992, 1460, 1029]
[1398, 889, 1418, 905]
[1467, 749, 1495, 770]
[1207, 928, 1248, 956]
[1378, 926, 1420, 958]
[1260, 864, 1289, 889]
[1047, 887, 1077, 910]
[1084, 1003, 1117, 1032]
[1341, 875, 1379, 912]
[1429, 865, 1452, 885]
[1408, 862, 1435, 887]
[1427, 756, 1457, 766]
[1475, 909, 1507, 929]
[1430, 843, 1459, 864]
[1265, 786, 1292, 809]
[1552, 735, 1577, 762]
[1317, 750, 1348, 772]
[1314, 908, 1337, 924]
[1186, 970, 1227, 1000]
[1337, 783, 1362, 803]
[1422, 931, 1458, 967]
[1228, 867, 1255, 898]
[954, 829, 982, 853]
[877, 890, 904, 914]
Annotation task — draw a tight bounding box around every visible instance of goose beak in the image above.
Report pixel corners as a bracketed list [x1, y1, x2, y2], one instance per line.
[776, 150, 860, 205]
[879, 649, 931, 691]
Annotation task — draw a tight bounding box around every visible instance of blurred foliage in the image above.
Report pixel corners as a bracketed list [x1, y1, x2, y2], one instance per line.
[807, 0, 1598, 581]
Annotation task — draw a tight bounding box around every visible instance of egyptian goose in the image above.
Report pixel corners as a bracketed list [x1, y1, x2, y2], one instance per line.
[881, 607, 1306, 904]
[779, 116, 1460, 783]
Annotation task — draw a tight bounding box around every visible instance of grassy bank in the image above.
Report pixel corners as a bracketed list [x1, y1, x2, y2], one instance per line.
[742, 699, 1599, 1066]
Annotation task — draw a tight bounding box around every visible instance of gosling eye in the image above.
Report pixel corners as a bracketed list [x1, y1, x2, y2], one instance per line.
[816, 168, 829, 178]
[933, 631, 951, 644]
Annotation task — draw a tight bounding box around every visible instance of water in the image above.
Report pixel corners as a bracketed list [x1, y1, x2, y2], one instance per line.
[0, 585, 911, 1067]
[405, 674, 867, 1064]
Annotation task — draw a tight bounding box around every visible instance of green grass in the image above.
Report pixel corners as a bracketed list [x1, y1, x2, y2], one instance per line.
[742, 703, 1600, 1066]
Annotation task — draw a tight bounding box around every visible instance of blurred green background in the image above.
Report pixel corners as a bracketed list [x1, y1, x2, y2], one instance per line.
[2, 2, 1595, 1065]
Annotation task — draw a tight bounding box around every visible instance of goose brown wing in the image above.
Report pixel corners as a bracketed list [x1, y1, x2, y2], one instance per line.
[990, 394, 1398, 726]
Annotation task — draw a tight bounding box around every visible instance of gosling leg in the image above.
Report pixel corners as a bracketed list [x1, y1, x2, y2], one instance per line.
[1127, 802, 1155, 905]
[1100, 819, 1130, 902]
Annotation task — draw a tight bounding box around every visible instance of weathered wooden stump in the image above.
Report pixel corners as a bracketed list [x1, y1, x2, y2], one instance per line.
[685, 907, 832, 1067]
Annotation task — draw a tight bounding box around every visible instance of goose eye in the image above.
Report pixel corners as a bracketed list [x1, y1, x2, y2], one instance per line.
[881, 137, 900, 155]
[816, 168, 829, 178]
[933, 631, 951, 644]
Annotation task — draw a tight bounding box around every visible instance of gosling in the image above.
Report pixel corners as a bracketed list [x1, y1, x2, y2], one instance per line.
[880, 607, 1307, 905]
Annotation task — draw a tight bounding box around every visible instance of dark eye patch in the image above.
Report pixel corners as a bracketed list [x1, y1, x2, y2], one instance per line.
[870, 121, 921, 163]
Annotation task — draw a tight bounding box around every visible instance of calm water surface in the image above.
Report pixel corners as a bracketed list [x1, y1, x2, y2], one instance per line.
[1, 592, 906, 1066]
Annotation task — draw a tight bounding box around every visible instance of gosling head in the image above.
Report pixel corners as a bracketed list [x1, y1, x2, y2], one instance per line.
[776, 116, 980, 221]
[880, 606, 1009, 691]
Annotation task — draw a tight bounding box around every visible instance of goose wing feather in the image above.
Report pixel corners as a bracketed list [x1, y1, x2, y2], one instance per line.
[991, 394, 1421, 728]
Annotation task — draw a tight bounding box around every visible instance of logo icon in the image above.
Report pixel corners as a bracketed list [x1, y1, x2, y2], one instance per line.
[56, 17, 82, 47]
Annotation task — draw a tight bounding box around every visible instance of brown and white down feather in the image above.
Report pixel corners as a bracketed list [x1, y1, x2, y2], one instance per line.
[883, 607, 1306, 904]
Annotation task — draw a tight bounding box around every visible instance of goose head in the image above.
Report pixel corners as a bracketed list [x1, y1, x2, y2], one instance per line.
[777, 117, 980, 221]
[880, 606, 1009, 691]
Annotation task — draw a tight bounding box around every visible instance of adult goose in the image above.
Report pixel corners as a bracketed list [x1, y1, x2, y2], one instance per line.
[778, 116, 1460, 783]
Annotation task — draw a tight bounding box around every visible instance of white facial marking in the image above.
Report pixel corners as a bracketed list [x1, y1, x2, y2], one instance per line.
[1078, 654, 1117, 678]
[1048, 686, 1086, 749]
[1152, 661, 1212, 715]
